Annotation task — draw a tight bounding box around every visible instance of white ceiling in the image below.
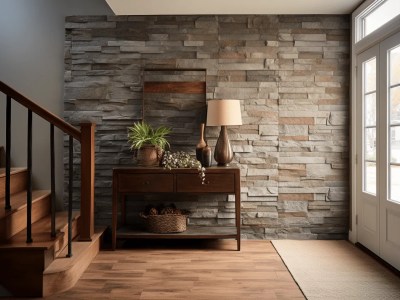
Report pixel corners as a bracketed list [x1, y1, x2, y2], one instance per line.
[106, 0, 365, 15]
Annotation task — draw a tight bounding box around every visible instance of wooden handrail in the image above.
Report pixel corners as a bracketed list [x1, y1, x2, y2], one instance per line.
[0, 81, 81, 141]
[1, 80, 95, 242]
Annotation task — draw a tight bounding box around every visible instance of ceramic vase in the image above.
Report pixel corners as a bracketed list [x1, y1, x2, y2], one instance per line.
[195, 123, 206, 163]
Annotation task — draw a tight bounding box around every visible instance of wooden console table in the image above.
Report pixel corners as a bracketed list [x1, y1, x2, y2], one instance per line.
[112, 167, 241, 250]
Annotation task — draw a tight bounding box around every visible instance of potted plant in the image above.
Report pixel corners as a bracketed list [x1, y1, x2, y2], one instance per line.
[127, 121, 171, 166]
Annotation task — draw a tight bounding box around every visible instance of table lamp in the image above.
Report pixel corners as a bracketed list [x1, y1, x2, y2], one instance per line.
[206, 99, 242, 166]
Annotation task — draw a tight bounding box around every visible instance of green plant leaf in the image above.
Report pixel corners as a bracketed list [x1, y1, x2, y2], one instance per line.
[127, 121, 171, 150]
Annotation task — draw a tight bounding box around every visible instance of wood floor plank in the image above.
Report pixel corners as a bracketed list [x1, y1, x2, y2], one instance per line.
[47, 240, 304, 299]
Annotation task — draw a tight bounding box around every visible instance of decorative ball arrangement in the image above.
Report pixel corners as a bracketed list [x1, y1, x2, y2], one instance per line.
[161, 206, 175, 215]
[143, 203, 188, 217]
[148, 207, 158, 216]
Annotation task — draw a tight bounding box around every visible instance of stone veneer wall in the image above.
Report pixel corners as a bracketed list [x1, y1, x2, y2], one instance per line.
[64, 15, 350, 239]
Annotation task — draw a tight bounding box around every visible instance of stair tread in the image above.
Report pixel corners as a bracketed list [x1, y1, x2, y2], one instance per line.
[0, 168, 28, 198]
[0, 190, 51, 220]
[0, 167, 27, 178]
[0, 211, 80, 249]
[44, 228, 104, 274]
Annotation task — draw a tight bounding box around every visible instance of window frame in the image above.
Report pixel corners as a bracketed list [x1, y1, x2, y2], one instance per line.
[355, 0, 386, 43]
[353, 0, 400, 51]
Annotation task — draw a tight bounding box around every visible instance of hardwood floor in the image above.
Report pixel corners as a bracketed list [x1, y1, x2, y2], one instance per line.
[47, 240, 304, 300]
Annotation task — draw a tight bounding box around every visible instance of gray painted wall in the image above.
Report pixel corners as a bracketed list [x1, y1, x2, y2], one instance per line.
[0, 0, 112, 207]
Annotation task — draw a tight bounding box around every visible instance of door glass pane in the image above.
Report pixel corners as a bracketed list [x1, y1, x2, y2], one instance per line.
[365, 162, 377, 195]
[365, 93, 377, 126]
[390, 126, 400, 163]
[390, 165, 400, 202]
[365, 128, 377, 161]
[364, 58, 376, 93]
[390, 45, 400, 86]
[389, 44, 400, 203]
[363, 56, 377, 195]
[390, 86, 400, 124]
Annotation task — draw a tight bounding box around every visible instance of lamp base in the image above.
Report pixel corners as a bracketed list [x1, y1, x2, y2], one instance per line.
[214, 126, 233, 166]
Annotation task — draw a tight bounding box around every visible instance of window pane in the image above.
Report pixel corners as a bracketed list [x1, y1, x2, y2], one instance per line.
[390, 165, 400, 203]
[365, 128, 377, 161]
[363, 0, 400, 38]
[390, 45, 400, 86]
[363, 55, 377, 196]
[364, 58, 376, 93]
[365, 161, 377, 195]
[365, 93, 377, 126]
[390, 126, 400, 163]
[390, 86, 400, 124]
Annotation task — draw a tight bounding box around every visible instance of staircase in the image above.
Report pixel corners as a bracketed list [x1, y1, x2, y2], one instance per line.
[0, 82, 103, 297]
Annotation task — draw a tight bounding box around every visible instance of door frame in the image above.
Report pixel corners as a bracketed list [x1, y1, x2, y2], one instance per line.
[350, 2, 400, 243]
[355, 45, 380, 254]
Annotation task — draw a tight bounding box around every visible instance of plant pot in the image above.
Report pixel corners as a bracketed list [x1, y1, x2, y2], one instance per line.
[137, 145, 162, 166]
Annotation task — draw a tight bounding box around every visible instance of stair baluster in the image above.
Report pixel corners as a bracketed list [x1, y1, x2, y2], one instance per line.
[0, 81, 99, 297]
[1, 80, 95, 251]
[67, 135, 73, 257]
[50, 124, 56, 237]
[26, 109, 33, 243]
[5, 95, 11, 210]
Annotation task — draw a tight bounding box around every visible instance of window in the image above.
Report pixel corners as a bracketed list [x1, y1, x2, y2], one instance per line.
[356, 0, 400, 42]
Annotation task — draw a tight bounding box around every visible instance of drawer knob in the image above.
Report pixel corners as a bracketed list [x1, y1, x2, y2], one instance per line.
[144, 180, 150, 185]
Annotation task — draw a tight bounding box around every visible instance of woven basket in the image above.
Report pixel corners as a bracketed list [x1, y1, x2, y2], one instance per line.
[140, 213, 188, 233]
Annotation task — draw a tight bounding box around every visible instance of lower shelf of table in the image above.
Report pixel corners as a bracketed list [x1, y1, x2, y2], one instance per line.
[116, 225, 238, 239]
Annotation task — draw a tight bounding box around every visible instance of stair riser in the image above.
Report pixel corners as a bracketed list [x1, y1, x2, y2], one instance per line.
[0, 194, 51, 241]
[0, 216, 82, 297]
[0, 248, 53, 297]
[0, 170, 27, 199]
[43, 230, 103, 297]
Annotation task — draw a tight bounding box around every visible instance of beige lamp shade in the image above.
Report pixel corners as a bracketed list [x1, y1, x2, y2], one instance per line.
[206, 99, 242, 126]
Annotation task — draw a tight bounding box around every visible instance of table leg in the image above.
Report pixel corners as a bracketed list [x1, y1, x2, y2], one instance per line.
[112, 173, 118, 250]
[235, 170, 241, 251]
[112, 197, 117, 250]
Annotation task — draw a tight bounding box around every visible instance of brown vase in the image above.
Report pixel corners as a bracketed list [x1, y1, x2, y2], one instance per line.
[202, 142, 212, 167]
[195, 123, 206, 163]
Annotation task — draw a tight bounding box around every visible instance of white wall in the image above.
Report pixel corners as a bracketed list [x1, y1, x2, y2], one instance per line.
[0, 0, 112, 207]
[106, 0, 363, 15]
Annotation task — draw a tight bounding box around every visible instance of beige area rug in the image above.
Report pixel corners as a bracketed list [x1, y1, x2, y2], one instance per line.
[272, 240, 400, 300]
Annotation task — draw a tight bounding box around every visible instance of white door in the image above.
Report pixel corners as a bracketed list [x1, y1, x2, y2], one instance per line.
[379, 33, 400, 271]
[356, 45, 380, 255]
[357, 32, 400, 270]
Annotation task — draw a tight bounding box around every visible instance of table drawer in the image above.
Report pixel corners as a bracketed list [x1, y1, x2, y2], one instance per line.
[118, 174, 174, 193]
[176, 173, 235, 193]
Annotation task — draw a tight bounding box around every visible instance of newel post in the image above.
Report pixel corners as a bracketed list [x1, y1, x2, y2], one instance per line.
[80, 122, 95, 241]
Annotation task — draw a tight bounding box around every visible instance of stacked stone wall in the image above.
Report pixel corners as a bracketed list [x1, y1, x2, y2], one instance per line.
[65, 15, 350, 239]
